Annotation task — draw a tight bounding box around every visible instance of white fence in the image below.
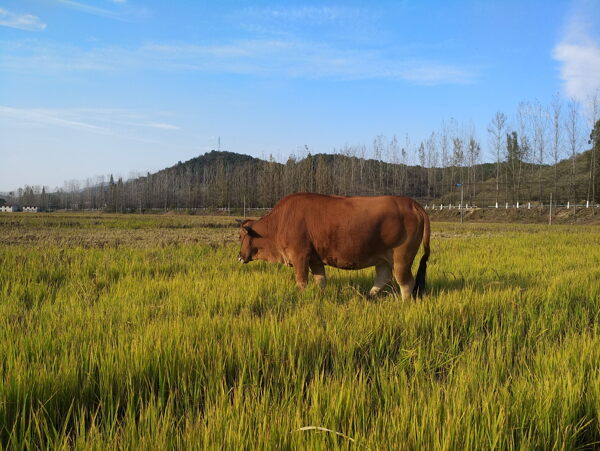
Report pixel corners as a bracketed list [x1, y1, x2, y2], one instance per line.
[424, 201, 600, 210]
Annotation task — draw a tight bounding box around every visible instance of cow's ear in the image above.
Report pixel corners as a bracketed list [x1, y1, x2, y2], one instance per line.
[243, 225, 261, 238]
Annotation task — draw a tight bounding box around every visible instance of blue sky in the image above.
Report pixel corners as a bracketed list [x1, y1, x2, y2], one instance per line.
[1, 0, 600, 191]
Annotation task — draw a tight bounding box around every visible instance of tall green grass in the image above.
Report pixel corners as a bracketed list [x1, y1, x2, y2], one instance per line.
[1, 215, 599, 449]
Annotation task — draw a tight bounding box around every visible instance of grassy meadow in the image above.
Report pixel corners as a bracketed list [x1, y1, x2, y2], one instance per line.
[1, 213, 599, 449]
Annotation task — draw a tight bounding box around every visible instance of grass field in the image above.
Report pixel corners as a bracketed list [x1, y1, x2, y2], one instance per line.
[1, 213, 599, 449]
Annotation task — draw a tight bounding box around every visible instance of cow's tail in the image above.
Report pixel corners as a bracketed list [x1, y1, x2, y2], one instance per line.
[413, 202, 431, 298]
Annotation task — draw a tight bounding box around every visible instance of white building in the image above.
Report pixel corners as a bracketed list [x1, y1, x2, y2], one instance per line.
[22, 206, 40, 212]
[0, 205, 21, 212]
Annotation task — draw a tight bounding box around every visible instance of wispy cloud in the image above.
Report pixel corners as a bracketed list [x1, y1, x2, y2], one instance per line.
[54, 0, 147, 21]
[553, 1, 600, 102]
[238, 5, 381, 44]
[0, 106, 102, 131]
[55, 0, 123, 20]
[142, 122, 180, 130]
[0, 106, 181, 140]
[1, 38, 477, 85]
[0, 8, 46, 31]
[256, 6, 364, 24]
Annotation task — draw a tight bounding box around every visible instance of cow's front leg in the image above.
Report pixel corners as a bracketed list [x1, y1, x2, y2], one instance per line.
[309, 260, 326, 289]
[292, 255, 310, 290]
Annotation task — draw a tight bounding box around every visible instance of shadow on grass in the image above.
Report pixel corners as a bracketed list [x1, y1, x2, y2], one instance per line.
[326, 268, 533, 299]
[427, 270, 533, 296]
[233, 260, 533, 300]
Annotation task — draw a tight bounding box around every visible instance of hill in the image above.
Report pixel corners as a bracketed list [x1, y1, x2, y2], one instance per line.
[7, 148, 599, 212]
[120, 149, 595, 211]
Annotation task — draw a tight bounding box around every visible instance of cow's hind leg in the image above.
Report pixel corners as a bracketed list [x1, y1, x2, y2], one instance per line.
[309, 260, 326, 289]
[368, 263, 392, 298]
[392, 246, 419, 300]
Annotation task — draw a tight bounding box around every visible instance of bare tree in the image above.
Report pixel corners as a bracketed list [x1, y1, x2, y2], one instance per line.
[373, 135, 385, 193]
[531, 100, 549, 202]
[466, 129, 481, 204]
[451, 136, 464, 203]
[515, 102, 531, 201]
[565, 98, 582, 202]
[586, 89, 600, 204]
[401, 134, 410, 194]
[590, 118, 600, 205]
[418, 141, 426, 195]
[488, 112, 507, 204]
[550, 93, 563, 197]
[425, 132, 437, 199]
[389, 136, 400, 194]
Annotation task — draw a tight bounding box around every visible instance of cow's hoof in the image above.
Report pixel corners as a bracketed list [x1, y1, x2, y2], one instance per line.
[367, 288, 380, 299]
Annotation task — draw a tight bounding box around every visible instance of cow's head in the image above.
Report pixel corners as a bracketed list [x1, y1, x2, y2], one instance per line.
[238, 219, 261, 263]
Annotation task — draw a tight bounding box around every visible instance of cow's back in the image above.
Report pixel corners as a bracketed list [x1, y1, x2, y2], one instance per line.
[271, 193, 420, 269]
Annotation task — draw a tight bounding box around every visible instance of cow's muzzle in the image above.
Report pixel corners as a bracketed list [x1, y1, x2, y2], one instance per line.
[238, 255, 249, 264]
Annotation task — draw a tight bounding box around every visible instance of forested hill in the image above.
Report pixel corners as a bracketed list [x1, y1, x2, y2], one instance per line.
[105, 147, 594, 211]
[124, 150, 492, 210]
[169, 151, 262, 169]
[8, 147, 598, 211]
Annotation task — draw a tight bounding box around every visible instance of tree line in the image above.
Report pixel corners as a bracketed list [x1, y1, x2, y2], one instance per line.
[3, 94, 600, 211]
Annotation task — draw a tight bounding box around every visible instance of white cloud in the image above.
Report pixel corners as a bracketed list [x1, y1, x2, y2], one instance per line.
[0, 106, 181, 137]
[143, 122, 180, 130]
[54, 0, 146, 21]
[553, 42, 600, 100]
[55, 0, 123, 19]
[0, 106, 102, 131]
[1, 38, 476, 85]
[0, 8, 46, 31]
[553, 1, 600, 102]
[259, 6, 362, 23]
[397, 62, 475, 85]
[142, 39, 476, 84]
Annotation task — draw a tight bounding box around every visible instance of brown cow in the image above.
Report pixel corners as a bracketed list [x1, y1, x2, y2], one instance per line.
[238, 193, 430, 299]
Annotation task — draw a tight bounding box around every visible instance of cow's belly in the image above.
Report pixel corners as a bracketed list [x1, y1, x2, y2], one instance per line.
[320, 251, 391, 270]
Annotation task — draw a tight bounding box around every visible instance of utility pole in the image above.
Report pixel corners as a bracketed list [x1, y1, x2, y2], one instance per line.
[457, 183, 464, 224]
[549, 193, 553, 225]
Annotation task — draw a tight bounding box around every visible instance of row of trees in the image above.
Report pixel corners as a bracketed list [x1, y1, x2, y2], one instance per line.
[3, 94, 600, 211]
[488, 93, 599, 205]
[2, 148, 491, 211]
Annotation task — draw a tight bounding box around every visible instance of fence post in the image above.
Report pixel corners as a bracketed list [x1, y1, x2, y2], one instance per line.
[505, 202, 508, 209]
[587, 200, 590, 208]
[549, 193, 553, 225]
[516, 201, 519, 208]
[528, 202, 531, 209]
[495, 202, 498, 209]
[567, 201, 570, 209]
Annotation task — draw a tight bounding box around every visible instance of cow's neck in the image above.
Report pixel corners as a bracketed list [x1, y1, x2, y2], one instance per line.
[253, 213, 283, 263]
[254, 211, 278, 237]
